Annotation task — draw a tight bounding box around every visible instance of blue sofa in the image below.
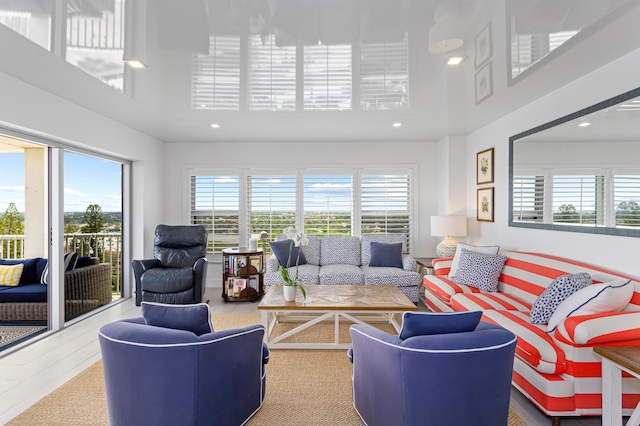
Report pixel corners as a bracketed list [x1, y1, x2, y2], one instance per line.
[0, 257, 112, 321]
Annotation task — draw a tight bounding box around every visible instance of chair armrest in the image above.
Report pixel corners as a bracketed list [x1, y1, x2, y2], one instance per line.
[192, 257, 208, 303]
[554, 312, 640, 346]
[266, 255, 280, 273]
[132, 258, 160, 306]
[64, 263, 112, 305]
[402, 255, 417, 272]
[433, 257, 453, 276]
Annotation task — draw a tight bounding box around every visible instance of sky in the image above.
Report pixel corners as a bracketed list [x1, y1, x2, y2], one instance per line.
[0, 151, 122, 214]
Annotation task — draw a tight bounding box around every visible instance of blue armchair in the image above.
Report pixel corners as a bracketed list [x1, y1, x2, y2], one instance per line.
[132, 224, 208, 306]
[98, 305, 269, 426]
[348, 312, 517, 426]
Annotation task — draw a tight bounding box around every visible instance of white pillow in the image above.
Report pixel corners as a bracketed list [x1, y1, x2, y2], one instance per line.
[546, 279, 634, 332]
[448, 243, 500, 279]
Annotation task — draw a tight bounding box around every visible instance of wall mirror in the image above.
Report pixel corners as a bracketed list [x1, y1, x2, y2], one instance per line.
[509, 86, 640, 238]
[507, 0, 633, 84]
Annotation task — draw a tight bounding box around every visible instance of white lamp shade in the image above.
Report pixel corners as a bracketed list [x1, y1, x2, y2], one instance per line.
[428, 19, 464, 54]
[430, 216, 467, 237]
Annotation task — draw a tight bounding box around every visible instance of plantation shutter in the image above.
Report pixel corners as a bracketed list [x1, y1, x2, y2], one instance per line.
[360, 34, 409, 111]
[614, 174, 640, 228]
[512, 174, 545, 222]
[248, 34, 296, 111]
[552, 173, 605, 225]
[247, 174, 297, 253]
[192, 35, 241, 110]
[190, 174, 240, 254]
[303, 174, 353, 236]
[303, 44, 352, 111]
[360, 173, 412, 252]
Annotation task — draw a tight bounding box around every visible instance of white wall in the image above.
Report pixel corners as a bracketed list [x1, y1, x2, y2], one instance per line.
[163, 140, 440, 286]
[465, 47, 640, 277]
[0, 68, 166, 293]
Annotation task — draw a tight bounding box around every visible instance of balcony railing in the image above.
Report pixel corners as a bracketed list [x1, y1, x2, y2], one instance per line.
[0, 232, 123, 295]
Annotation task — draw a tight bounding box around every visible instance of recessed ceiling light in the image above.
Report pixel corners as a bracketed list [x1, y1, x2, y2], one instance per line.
[210, 123, 221, 129]
[125, 59, 147, 69]
[392, 122, 402, 128]
[445, 56, 466, 65]
[577, 122, 592, 127]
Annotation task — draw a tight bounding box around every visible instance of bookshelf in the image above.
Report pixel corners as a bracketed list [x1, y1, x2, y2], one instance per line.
[221, 247, 265, 302]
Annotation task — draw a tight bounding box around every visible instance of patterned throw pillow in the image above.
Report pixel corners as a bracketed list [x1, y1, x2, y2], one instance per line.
[0, 263, 24, 286]
[448, 243, 500, 279]
[452, 249, 507, 292]
[530, 272, 592, 325]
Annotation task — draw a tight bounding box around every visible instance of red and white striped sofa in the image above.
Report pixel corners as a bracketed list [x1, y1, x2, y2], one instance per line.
[423, 251, 640, 421]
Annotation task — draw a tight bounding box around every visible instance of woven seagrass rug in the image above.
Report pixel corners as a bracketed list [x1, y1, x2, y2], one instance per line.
[0, 323, 47, 351]
[8, 313, 526, 425]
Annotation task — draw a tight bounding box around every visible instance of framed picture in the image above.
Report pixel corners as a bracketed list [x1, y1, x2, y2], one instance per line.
[476, 147, 494, 184]
[475, 62, 493, 104]
[477, 187, 494, 222]
[475, 23, 492, 68]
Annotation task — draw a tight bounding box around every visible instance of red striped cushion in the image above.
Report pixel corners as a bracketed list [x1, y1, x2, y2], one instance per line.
[451, 292, 532, 312]
[483, 310, 566, 375]
[554, 312, 640, 345]
[423, 275, 480, 304]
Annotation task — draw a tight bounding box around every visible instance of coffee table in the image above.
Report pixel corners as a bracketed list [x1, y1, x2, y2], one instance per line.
[594, 346, 640, 426]
[257, 284, 417, 350]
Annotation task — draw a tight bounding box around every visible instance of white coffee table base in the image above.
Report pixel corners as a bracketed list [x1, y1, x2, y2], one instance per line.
[261, 310, 402, 350]
[601, 358, 640, 426]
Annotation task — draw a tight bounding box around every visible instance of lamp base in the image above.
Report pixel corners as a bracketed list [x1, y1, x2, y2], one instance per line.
[436, 237, 457, 258]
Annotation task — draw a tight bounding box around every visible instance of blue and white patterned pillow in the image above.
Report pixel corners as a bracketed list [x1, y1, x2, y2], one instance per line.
[452, 249, 507, 292]
[530, 272, 592, 325]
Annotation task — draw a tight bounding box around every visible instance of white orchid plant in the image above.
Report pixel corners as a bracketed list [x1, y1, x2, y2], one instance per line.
[279, 227, 309, 299]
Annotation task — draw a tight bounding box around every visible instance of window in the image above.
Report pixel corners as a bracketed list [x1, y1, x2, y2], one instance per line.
[189, 167, 415, 257]
[192, 35, 241, 110]
[247, 174, 297, 247]
[65, 0, 126, 91]
[303, 44, 352, 111]
[510, 31, 577, 78]
[248, 34, 296, 111]
[360, 35, 409, 111]
[360, 173, 412, 251]
[614, 174, 640, 228]
[190, 174, 240, 254]
[303, 174, 352, 236]
[512, 174, 545, 222]
[514, 167, 640, 230]
[552, 174, 605, 225]
[191, 32, 409, 112]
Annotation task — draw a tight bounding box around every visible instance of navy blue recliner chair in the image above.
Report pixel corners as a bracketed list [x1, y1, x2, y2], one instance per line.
[98, 302, 269, 426]
[132, 224, 208, 306]
[348, 311, 517, 426]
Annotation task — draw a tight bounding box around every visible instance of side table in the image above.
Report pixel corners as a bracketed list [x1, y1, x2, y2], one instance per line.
[414, 257, 436, 304]
[593, 346, 640, 426]
[414, 257, 436, 277]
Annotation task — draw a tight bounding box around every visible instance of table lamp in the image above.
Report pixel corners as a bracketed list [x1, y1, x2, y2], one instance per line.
[430, 216, 467, 258]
